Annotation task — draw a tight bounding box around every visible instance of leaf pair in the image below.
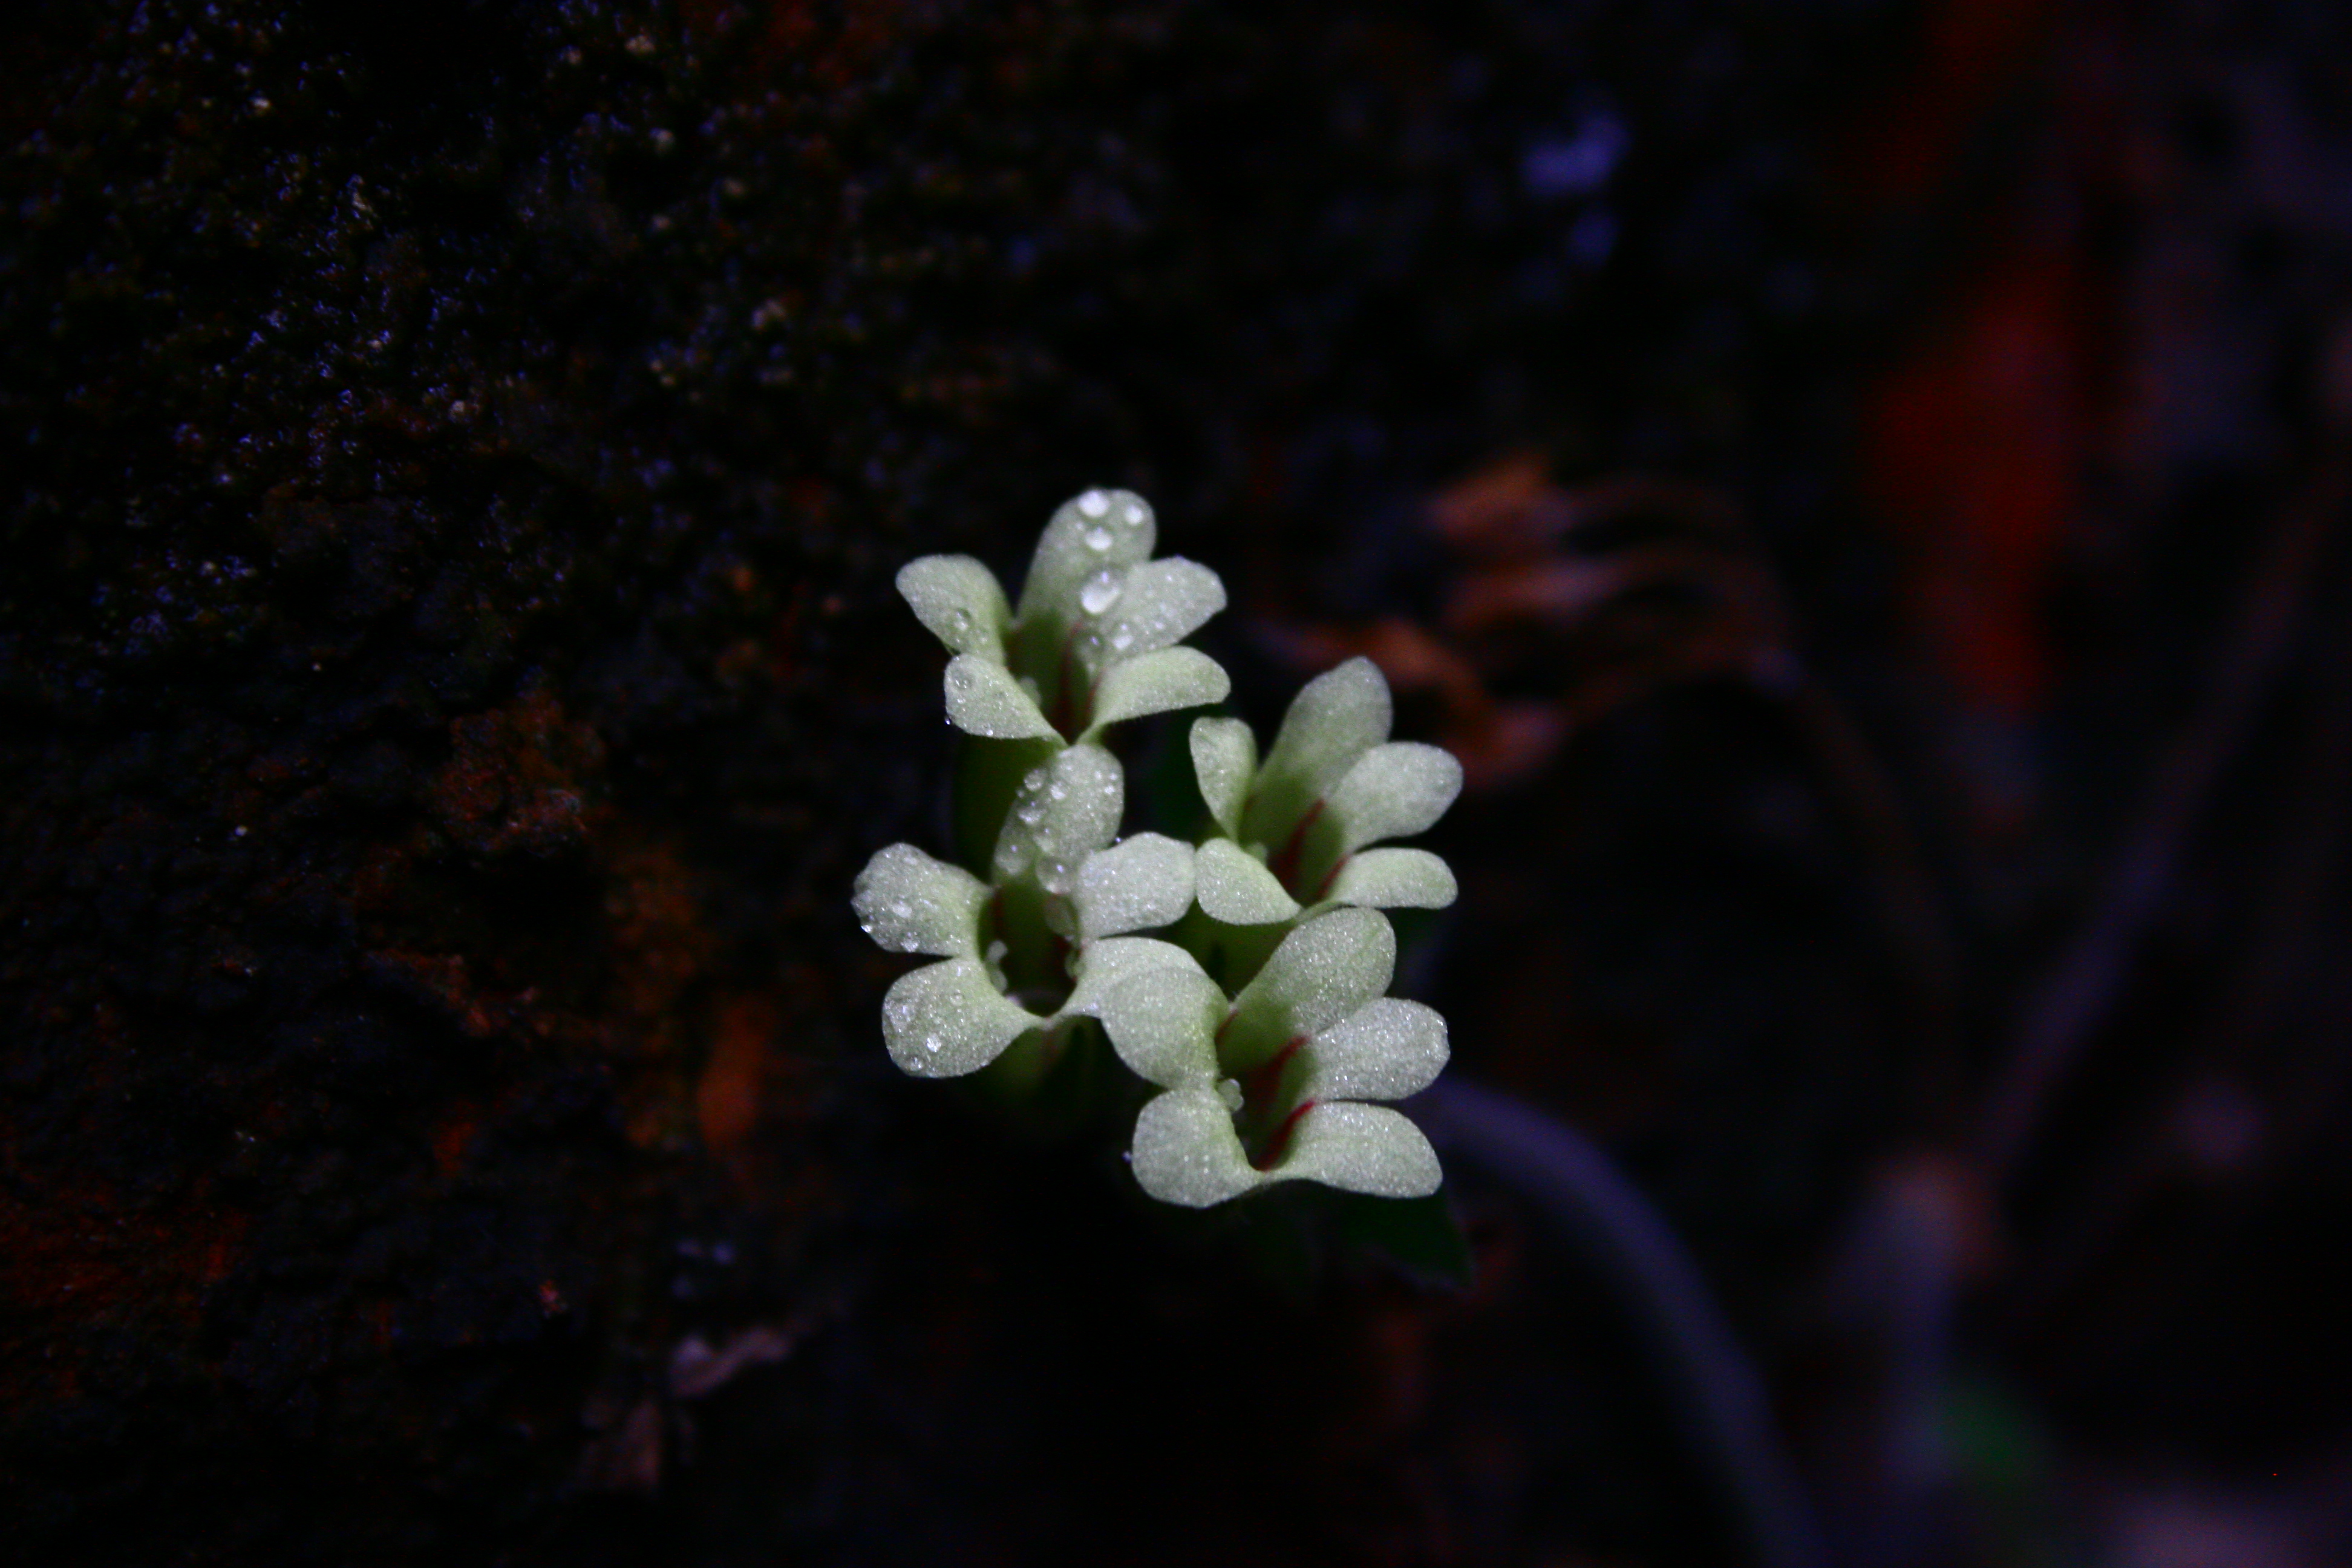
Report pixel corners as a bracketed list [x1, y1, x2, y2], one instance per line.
[899, 489, 1229, 743]
[1190, 658, 1462, 925]
[1102, 907, 1448, 1207]
[853, 744, 1200, 1079]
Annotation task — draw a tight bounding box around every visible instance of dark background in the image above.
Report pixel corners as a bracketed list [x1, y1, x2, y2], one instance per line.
[6, 1, 2351, 1563]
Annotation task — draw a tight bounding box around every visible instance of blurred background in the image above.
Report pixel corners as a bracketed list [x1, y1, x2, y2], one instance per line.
[5, 1, 2352, 1563]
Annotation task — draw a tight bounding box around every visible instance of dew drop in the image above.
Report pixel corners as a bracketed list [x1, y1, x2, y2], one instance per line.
[1024, 769, 1049, 791]
[949, 607, 973, 632]
[924, 1034, 943, 1054]
[1217, 1078, 1244, 1113]
[1080, 572, 1122, 615]
[1109, 629, 1134, 652]
[1048, 781, 1068, 801]
[1083, 525, 1115, 553]
[1078, 491, 1109, 519]
[1122, 502, 1146, 526]
[889, 900, 912, 918]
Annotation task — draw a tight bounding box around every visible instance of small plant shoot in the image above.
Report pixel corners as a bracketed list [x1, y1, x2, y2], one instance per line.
[854, 490, 1464, 1206]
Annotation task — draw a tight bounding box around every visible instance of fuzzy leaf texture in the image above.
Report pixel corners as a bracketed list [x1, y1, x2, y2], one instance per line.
[852, 845, 990, 956]
[1193, 838, 1302, 926]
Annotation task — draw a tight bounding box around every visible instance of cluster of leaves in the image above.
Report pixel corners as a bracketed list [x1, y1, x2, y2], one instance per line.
[854, 491, 1463, 1206]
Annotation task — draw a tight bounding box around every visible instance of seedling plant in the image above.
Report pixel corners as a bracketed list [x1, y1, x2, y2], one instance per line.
[854, 490, 1463, 1207]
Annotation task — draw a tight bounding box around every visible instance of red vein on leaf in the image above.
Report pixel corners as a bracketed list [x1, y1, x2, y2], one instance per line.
[1050, 626, 1083, 736]
[1308, 852, 1351, 904]
[1267, 799, 1325, 895]
[1243, 1033, 1307, 1114]
[1253, 1099, 1317, 1171]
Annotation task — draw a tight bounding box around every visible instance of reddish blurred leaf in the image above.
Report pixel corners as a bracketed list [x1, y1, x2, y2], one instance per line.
[1863, 246, 2085, 716]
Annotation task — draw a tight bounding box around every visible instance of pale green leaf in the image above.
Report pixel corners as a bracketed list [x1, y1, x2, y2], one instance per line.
[1072, 832, 1196, 939]
[1130, 1086, 1261, 1207]
[1062, 936, 1205, 1018]
[1043, 744, 1127, 858]
[943, 654, 1057, 740]
[991, 744, 1125, 890]
[1099, 968, 1226, 1088]
[1246, 657, 1391, 841]
[881, 958, 1040, 1078]
[1016, 489, 1158, 626]
[1328, 742, 1463, 852]
[1194, 838, 1302, 926]
[1276, 1102, 1442, 1198]
[1086, 646, 1231, 733]
[1088, 558, 1227, 667]
[896, 555, 1010, 658]
[851, 843, 987, 956]
[1222, 907, 1395, 1072]
[1189, 717, 1258, 837]
[1321, 847, 1458, 910]
[1298, 998, 1449, 1102]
